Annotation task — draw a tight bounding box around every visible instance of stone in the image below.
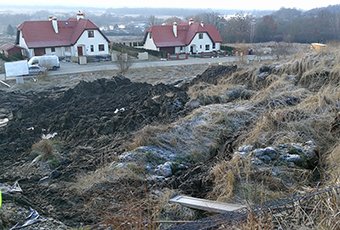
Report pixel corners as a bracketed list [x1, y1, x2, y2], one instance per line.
[254, 147, 278, 161]
[280, 154, 302, 164]
[258, 155, 272, 164]
[263, 147, 278, 160]
[155, 162, 173, 177]
[238, 145, 253, 153]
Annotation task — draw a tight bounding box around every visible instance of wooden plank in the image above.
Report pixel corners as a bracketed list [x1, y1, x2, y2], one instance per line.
[0, 80, 10, 88]
[169, 195, 246, 213]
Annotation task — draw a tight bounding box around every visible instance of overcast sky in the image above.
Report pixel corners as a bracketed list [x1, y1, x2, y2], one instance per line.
[1, 0, 339, 10]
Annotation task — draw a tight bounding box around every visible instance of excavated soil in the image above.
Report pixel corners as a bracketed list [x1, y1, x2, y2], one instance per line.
[0, 73, 196, 226]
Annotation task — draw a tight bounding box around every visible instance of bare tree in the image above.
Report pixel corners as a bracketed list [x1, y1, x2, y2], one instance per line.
[224, 13, 252, 43]
[116, 52, 132, 74]
[163, 16, 183, 25]
[273, 42, 290, 60]
[148, 15, 162, 26]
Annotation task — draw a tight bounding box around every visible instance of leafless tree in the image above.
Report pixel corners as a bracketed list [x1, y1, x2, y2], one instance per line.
[273, 42, 290, 60]
[115, 52, 132, 74]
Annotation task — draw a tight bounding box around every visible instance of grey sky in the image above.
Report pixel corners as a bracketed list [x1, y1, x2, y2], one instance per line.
[1, 0, 339, 10]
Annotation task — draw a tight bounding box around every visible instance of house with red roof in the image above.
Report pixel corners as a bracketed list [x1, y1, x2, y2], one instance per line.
[0, 43, 23, 58]
[143, 19, 222, 55]
[16, 12, 110, 58]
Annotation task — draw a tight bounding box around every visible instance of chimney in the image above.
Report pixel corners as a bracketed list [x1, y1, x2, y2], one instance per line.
[51, 16, 58, 33]
[189, 18, 194, 25]
[200, 21, 204, 27]
[172, 22, 178, 37]
[77, 11, 85, 20]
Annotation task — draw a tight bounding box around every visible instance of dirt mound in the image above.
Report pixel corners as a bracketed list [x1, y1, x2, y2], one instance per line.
[0, 76, 188, 171]
[183, 65, 237, 88]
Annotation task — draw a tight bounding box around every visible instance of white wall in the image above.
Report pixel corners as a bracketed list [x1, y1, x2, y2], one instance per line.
[74, 30, 109, 56]
[143, 32, 159, 51]
[188, 33, 213, 53]
[45, 47, 64, 57]
[18, 31, 33, 57]
[175, 46, 188, 54]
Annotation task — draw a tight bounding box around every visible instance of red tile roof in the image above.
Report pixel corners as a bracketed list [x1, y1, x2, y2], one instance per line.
[17, 18, 109, 48]
[146, 22, 222, 48]
[0, 43, 21, 51]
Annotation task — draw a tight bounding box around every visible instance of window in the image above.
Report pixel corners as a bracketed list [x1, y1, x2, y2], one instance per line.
[205, 44, 210, 51]
[90, 45, 94, 52]
[149, 32, 152, 39]
[200, 45, 202, 49]
[198, 33, 203, 39]
[98, 44, 105, 51]
[51, 47, 55, 52]
[88, 30, 94, 38]
[212, 43, 216, 49]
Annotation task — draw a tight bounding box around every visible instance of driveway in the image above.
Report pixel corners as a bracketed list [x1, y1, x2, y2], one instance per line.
[0, 55, 271, 80]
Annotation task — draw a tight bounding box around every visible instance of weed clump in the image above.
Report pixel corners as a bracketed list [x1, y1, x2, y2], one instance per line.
[31, 139, 60, 168]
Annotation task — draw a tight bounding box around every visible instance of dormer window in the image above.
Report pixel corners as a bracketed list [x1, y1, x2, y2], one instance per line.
[88, 30, 94, 38]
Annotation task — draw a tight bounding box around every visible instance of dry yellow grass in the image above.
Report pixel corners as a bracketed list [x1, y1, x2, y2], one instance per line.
[128, 124, 170, 150]
[209, 155, 253, 202]
[70, 162, 145, 195]
[326, 144, 340, 184]
[31, 139, 54, 160]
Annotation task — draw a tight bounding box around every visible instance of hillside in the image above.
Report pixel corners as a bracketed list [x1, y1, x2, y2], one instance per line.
[0, 48, 339, 229]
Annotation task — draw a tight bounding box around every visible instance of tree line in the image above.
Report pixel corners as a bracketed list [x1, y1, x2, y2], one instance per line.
[213, 6, 340, 43]
[2, 5, 340, 44]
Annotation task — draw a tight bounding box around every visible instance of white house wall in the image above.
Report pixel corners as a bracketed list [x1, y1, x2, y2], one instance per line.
[74, 30, 109, 56]
[45, 47, 64, 57]
[189, 33, 213, 53]
[18, 31, 32, 57]
[175, 46, 188, 54]
[143, 32, 159, 51]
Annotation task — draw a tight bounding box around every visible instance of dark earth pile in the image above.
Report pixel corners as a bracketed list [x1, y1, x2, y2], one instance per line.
[0, 66, 246, 227]
[183, 64, 237, 87]
[0, 75, 192, 226]
[0, 76, 188, 169]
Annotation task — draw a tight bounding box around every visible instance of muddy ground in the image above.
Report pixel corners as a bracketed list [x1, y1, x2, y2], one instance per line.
[0, 63, 229, 228]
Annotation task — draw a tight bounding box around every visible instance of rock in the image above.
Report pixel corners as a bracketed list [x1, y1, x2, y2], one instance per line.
[186, 99, 201, 109]
[251, 157, 264, 166]
[280, 154, 302, 165]
[254, 147, 278, 161]
[257, 72, 270, 80]
[258, 155, 272, 164]
[238, 145, 253, 153]
[155, 162, 173, 177]
[259, 65, 273, 73]
[288, 143, 304, 155]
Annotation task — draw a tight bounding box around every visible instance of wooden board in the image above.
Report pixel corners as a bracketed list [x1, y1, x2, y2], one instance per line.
[169, 195, 246, 213]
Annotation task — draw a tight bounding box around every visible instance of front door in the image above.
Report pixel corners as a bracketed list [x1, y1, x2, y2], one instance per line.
[77, 46, 83, 56]
[190, 45, 196, 54]
[34, 48, 45, 56]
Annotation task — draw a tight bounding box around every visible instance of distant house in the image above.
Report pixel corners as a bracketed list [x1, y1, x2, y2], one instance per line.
[0, 43, 23, 58]
[143, 19, 222, 55]
[16, 12, 110, 58]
